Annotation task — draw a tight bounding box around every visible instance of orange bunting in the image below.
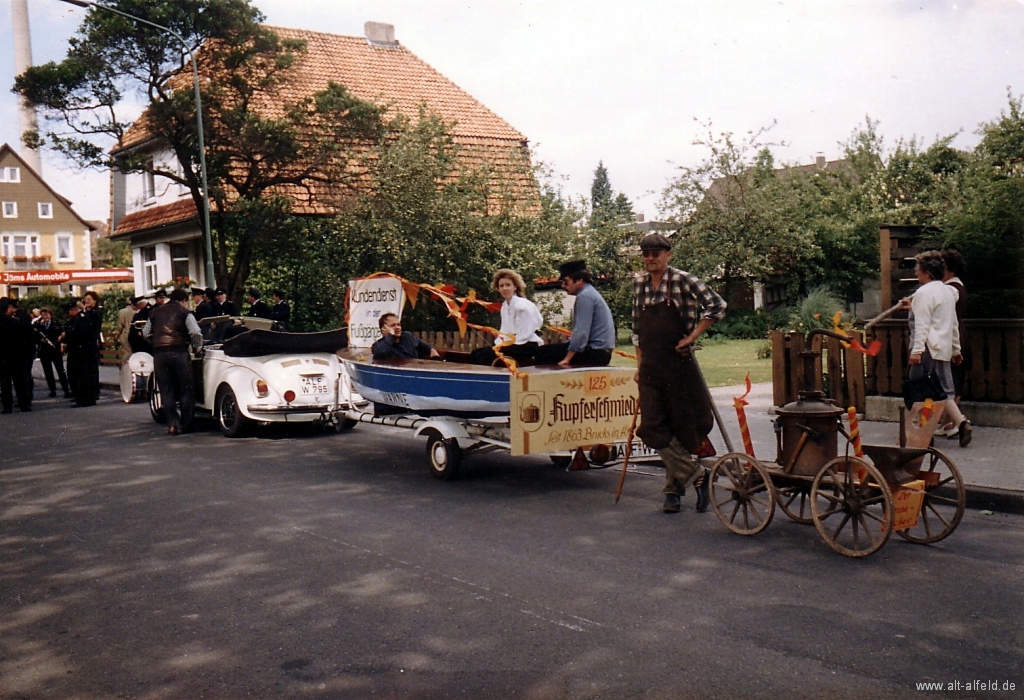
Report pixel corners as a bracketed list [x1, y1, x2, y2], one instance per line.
[850, 338, 882, 356]
[733, 372, 755, 457]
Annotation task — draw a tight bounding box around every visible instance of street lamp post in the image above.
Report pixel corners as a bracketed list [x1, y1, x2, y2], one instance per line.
[58, 0, 217, 289]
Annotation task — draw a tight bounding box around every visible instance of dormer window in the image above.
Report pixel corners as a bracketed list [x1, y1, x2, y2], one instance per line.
[0, 167, 20, 183]
[38, 202, 53, 218]
[2, 201, 16, 218]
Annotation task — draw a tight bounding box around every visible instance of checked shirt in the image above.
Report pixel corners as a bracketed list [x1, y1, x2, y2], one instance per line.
[631, 267, 727, 346]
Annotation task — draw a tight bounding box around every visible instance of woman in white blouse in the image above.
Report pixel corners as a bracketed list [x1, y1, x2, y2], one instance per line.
[471, 269, 545, 366]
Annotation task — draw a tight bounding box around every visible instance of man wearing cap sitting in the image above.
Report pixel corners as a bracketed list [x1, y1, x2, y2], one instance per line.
[632, 233, 727, 514]
[143, 288, 204, 435]
[534, 260, 616, 368]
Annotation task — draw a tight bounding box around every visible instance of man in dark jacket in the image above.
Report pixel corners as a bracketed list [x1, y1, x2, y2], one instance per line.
[270, 289, 291, 330]
[62, 292, 102, 407]
[371, 313, 439, 360]
[215, 288, 239, 317]
[1, 297, 36, 412]
[143, 288, 203, 435]
[192, 287, 214, 322]
[246, 288, 272, 319]
[35, 307, 71, 398]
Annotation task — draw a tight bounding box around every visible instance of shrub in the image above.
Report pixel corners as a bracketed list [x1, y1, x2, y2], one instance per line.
[787, 286, 845, 333]
[707, 307, 791, 339]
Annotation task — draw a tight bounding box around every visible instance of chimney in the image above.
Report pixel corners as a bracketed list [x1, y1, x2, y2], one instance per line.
[364, 22, 398, 47]
[11, 0, 42, 174]
[815, 153, 826, 170]
[634, 213, 645, 223]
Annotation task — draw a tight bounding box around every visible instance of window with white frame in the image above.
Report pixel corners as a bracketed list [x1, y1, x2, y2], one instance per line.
[142, 245, 159, 290]
[56, 233, 74, 262]
[142, 159, 156, 201]
[170, 242, 190, 283]
[38, 202, 53, 218]
[2, 201, 16, 218]
[0, 167, 20, 183]
[1, 233, 41, 258]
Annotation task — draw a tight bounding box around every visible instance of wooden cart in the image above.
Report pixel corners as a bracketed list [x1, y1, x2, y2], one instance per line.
[706, 329, 966, 558]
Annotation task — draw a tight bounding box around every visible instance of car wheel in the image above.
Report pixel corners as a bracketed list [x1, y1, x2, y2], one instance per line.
[148, 374, 165, 423]
[425, 431, 462, 480]
[217, 385, 253, 438]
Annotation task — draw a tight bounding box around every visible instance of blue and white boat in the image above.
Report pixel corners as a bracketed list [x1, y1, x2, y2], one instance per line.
[339, 352, 512, 417]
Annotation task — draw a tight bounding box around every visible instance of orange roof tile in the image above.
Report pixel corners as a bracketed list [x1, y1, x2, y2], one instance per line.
[114, 199, 199, 237]
[116, 25, 539, 233]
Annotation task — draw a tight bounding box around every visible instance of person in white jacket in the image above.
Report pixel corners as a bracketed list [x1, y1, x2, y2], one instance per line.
[908, 250, 971, 447]
[471, 269, 545, 366]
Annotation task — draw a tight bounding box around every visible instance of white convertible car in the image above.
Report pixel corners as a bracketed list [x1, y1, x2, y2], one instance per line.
[148, 317, 365, 437]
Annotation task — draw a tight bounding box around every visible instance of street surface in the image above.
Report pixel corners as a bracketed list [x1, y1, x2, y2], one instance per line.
[2, 396, 1023, 698]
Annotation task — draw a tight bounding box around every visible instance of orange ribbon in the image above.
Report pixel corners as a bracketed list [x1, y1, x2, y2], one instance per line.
[733, 373, 756, 457]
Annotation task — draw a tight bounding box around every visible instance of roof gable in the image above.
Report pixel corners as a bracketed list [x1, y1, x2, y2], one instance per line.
[0, 143, 96, 231]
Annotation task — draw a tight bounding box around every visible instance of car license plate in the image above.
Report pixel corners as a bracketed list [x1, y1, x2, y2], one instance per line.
[611, 440, 659, 461]
[301, 376, 329, 395]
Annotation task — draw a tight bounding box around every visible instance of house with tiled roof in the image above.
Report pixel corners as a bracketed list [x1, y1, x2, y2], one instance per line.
[0, 144, 128, 297]
[110, 22, 538, 292]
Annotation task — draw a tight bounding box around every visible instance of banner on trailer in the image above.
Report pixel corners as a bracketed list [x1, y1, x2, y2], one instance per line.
[511, 367, 639, 456]
[348, 277, 406, 348]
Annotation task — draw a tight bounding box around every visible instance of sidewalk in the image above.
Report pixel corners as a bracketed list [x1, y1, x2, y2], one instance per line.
[707, 382, 1024, 515]
[33, 363, 1024, 513]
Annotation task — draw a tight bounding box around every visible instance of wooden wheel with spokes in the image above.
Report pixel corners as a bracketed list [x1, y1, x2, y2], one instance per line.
[709, 453, 776, 536]
[811, 457, 893, 557]
[895, 448, 965, 544]
[775, 478, 814, 524]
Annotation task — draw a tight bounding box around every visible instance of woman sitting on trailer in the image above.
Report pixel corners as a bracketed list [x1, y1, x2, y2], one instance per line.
[471, 269, 545, 366]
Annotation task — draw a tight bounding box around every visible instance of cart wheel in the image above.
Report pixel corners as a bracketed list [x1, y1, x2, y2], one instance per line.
[148, 374, 165, 424]
[811, 457, 893, 557]
[709, 453, 776, 536]
[775, 481, 814, 524]
[426, 432, 462, 481]
[896, 448, 965, 544]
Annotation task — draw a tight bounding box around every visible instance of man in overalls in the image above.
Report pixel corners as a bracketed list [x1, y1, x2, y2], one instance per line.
[632, 234, 727, 514]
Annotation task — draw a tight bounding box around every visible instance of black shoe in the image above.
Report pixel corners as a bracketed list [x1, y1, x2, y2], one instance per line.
[49, 391, 57, 398]
[958, 420, 972, 448]
[1, 409, 11, 414]
[663, 493, 681, 513]
[20, 407, 32, 413]
[695, 468, 710, 513]
[63, 392, 74, 399]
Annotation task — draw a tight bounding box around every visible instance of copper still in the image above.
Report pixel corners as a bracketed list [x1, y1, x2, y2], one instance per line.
[773, 329, 848, 476]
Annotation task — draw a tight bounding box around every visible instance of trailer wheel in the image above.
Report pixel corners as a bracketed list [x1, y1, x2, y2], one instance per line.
[334, 416, 358, 432]
[425, 431, 462, 480]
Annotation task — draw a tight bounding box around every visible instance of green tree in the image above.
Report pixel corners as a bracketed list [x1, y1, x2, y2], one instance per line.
[660, 121, 812, 302]
[14, 0, 384, 300]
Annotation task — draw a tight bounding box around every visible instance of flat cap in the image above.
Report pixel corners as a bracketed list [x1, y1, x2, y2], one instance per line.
[639, 233, 672, 251]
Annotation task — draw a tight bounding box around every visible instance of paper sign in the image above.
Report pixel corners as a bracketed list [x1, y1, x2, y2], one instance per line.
[348, 277, 406, 348]
[511, 367, 638, 456]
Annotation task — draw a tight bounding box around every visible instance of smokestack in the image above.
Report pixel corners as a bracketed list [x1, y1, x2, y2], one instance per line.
[11, 0, 42, 174]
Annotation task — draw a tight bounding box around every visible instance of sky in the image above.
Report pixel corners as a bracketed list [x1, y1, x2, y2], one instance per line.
[2, 0, 1023, 224]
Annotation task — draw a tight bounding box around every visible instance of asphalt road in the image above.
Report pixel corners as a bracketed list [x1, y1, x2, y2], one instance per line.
[2, 397, 1023, 699]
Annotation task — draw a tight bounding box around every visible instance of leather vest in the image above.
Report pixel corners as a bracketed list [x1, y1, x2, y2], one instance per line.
[150, 302, 191, 350]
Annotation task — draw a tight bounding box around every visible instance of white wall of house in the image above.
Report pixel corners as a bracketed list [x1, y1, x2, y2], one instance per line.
[123, 147, 191, 215]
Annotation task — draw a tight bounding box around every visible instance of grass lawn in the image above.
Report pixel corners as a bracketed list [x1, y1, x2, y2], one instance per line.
[610, 338, 772, 388]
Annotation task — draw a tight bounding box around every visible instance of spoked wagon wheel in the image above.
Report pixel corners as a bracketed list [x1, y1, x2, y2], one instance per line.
[709, 453, 776, 536]
[896, 448, 966, 544]
[810, 457, 893, 557]
[775, 479, 814, 524]
[148, 374, 165, 423]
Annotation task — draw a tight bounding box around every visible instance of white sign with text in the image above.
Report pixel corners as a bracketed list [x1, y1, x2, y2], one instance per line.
[347, 277, 406, 348]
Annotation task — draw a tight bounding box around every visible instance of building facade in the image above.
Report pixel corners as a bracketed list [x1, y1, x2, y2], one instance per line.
[0, 143, 101, 298]
[109, 22, 538, 294]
